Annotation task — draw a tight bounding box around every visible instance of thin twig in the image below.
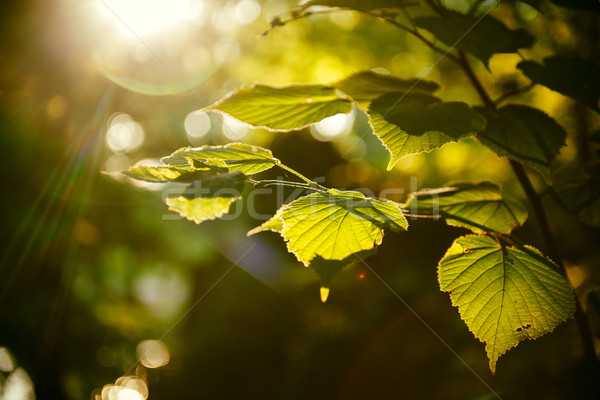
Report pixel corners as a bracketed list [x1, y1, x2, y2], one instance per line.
[456, 51, 496, 109]
[357, 9, 461, 63]
[276, 163, 329, 191]
[494, 82, 535, 105]
[250, 178, 327, 192]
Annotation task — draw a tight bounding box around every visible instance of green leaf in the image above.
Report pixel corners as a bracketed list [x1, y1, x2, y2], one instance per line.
[368, 92, 486, 169]
[406, 182, 527, 234]
[122, 162, 228, 183]
[162, 142, 279, 175]
[414, 13, 535, 66]
[247, 209, 284, 236]
[438, 235, 574, 373]
[476, 105, 567, 182]
[334, 70, 439, 107]
[249, 189, 407, 265]
[249, 210, 377, 301]
[552, 166, 600, 227]
[302, 0, 411, 11]
[165, 172, 246, 224]
[207, 84, 353, 131]
[518, 57, 600, 113]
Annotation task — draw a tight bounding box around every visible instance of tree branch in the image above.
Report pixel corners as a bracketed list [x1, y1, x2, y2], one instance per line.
[357, 10, 461, 63]
[494, 82, 535, 105]
[456, 51, 496, 109]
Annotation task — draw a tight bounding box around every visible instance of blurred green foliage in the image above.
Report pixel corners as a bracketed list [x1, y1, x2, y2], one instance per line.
[1, 0, 599, 399]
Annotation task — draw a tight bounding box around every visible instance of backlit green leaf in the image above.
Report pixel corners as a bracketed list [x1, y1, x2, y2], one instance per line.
[476, 105, 567, 182]
[207, 84, 353, 131]
[552, 166, 600, 227]
[518, 57, 600, 113]
[162, 142, 279, 175]
[406, 182, 527, 234]
[368, 92, 486, 169]
[122, 162, 227, 183]
[249, 189, 407, 265]
[438, 235, 574, 373]
[334, 70, 439, 107]
[247, 209, 284, 236]
[249, 211, 377, 300]
[165, 172, 246, 224]
[414, 13, 535, 66]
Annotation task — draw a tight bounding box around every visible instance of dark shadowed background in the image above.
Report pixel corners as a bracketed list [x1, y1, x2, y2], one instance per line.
[1, 0, 599, 399]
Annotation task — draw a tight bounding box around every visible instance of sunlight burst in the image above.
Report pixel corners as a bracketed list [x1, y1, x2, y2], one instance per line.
[96, 0, 203, 37]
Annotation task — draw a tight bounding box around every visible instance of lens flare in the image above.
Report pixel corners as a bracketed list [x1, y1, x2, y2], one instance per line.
[185, 111, 211, 140]
[106, 113, 145, 154]
[136, 340, 170, 369]
[311, 110, 355, 141]
[96, 0, 204, 38]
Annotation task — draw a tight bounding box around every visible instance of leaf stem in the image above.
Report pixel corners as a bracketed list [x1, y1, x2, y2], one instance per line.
[494, 82, 535, 105]
[456, 51, 496, 109]
[358, 10, 461, 63]
[276, 163, 313, 184]
[250, 178, 328, 192]
[400, 210, 441, 219]
[276, 162, 329, 191]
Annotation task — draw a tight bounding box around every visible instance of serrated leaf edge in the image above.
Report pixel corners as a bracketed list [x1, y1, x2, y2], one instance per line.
[405, 180, 528, 234]
[166, 195, 242, 224]
[437, 235, 575, 373]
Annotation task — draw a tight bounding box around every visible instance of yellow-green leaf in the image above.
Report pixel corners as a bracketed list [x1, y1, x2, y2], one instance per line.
[405, 182, 527, 234]
[249, 212, 377, 296]
[369, 92, 486, 169]
[122, 162, 227, 183]
[334, 70, 439, 107]
[247, 210, 284, 236]
[438, 235, 574, 373]
[162, 142, 279, 175]
[207, 84, 353, 131]
[250, 189, 407, 265]
[165, 172, 246, 224]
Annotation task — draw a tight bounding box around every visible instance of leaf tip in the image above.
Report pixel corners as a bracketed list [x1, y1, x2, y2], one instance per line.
[320, 286, 330, 303]
[386, 158, 398, 171]
[246, 227, 261, 237]
[488, 358, 497, 375]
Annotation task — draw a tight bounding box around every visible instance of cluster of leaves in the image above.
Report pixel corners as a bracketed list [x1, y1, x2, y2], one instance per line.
[120, 0, 600, 373]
